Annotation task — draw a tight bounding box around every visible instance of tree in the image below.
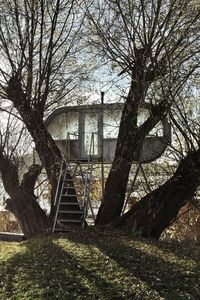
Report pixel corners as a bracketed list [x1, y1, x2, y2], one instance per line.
[0, 0, 85, 237]
[0, 108, 48, 237]
[113, 80, 200, 238]
[85, 0, 200, 231]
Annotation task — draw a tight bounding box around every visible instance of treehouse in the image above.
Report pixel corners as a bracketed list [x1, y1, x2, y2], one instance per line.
[47, 102, 172, 232]
[46, 103, 171, 164]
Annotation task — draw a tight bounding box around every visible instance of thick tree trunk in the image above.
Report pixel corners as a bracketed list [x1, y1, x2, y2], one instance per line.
[95, 156, 132, 225]
[96, 78, 148, 225]
[6, 190, 48, 238]
[113, 150, 200, 239]
[21, 112, 62, 207]
[0, 154, 49, 238]
[6, 76, 62, 203]
[96, 66, 171, 226]
[6, 76, 78, 220]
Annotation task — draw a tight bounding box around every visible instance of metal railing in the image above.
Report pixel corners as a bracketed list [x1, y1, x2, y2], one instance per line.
[82, 132, 96, 223]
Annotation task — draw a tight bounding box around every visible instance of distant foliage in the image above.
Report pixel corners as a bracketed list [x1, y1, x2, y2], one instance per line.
[162, 202, 200, 242]
[0, 211, 20, 233]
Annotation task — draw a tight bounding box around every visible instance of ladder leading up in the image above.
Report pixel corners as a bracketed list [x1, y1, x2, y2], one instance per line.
[52, 133, 95, 233]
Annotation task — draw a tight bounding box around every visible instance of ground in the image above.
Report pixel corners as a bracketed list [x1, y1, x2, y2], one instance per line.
[0, 230, 199, 300]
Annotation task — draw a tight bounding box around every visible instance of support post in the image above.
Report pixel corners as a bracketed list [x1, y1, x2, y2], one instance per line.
[100, 91, 105, 200]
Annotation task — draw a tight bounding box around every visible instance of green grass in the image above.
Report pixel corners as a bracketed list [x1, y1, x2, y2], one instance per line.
[0, 230, 199, 299]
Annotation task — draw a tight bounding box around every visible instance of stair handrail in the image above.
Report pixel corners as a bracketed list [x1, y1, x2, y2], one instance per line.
[83, 132, 97, 222]
[52, 160, 68, 232]
[53, 132, 76, 229]
[54, 159, 67, 206]
[54, 131, 73, 207]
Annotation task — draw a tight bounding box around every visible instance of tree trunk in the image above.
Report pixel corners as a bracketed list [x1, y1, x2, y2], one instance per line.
[0, 154, 49, 238]
[96, 156, 132, 225]
[20, 112, 62, 207]
[6, 190, 48, 239]
[6, 76, 78, 221]
[96, 78, 148, 225]
[96, 72, 171, 226]
[6, 76, 62, 203]
[113, 150, 200, 239]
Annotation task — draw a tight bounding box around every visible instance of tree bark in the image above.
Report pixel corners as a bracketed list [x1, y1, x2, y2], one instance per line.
[19, 110, 62, 208]
[6, 190, 48, 239]
[96, 64, 171, 226]
[6, 76, 62, 203]
[95, 156, 132, 225]
[6, 76, 78, 220]
[96, 76, 148, 225]
[113, 150, 200, 239]
[5, 75, 79, 232]
[0, 153, 49, 238]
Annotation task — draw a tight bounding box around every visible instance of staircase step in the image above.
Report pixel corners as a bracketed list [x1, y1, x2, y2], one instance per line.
[53, 228, 71, 232]
[63, 186, 76, 189]
[63, 179, 74, 182]
[60, 202, 81, 205]
[57, 219, 83, 223]
[62, 194, 77, 197]
[52, 159, 94, 233]
[58, 210, 84, 214]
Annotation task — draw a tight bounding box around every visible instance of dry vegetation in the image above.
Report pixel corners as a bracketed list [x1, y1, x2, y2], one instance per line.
[0, 212, 20, 233]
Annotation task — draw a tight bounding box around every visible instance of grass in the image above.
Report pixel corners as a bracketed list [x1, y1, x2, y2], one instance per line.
[0, 229, 199, 300]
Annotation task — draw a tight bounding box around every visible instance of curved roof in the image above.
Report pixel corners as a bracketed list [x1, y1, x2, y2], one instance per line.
[45, 103, 123, 127]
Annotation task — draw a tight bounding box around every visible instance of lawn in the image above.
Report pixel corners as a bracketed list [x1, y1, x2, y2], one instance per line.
[0, 230, 199, 299]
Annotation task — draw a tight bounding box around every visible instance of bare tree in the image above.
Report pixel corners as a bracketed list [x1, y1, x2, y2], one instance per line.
[114, 79, 200, 238]
[84, 0, 200, 232]
[0, 0, 85, 236]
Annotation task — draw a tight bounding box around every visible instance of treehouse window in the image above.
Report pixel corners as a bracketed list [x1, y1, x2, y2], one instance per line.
[65, 112, 79, 140]
[103, 109, 121, 139]
[47, 113, 66, 140]
[83, 112, 99, 156]
[47, 112, 79, 140]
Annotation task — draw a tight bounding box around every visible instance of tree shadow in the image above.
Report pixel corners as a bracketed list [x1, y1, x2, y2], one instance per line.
[1, 232, 199, 299]
[0, 236, 142, 299]
[155, 238, 200, 264]
[65, 231, 200, 299]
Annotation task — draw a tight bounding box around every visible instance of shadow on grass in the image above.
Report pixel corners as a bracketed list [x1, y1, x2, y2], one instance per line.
[65, 231, 200, 299]
[0, 236, 142, 300]
[0, 232, 199, 300]
[156, 238, 200, 264]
